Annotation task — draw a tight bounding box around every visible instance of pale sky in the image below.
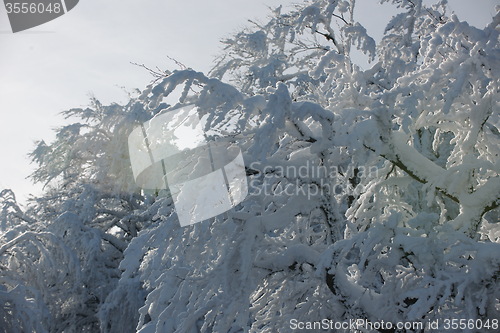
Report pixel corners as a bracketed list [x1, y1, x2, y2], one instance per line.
[0, 0, 497, 205]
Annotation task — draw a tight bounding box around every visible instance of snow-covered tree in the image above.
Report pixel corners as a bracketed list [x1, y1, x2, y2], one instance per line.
[1, 0, 498, 332]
